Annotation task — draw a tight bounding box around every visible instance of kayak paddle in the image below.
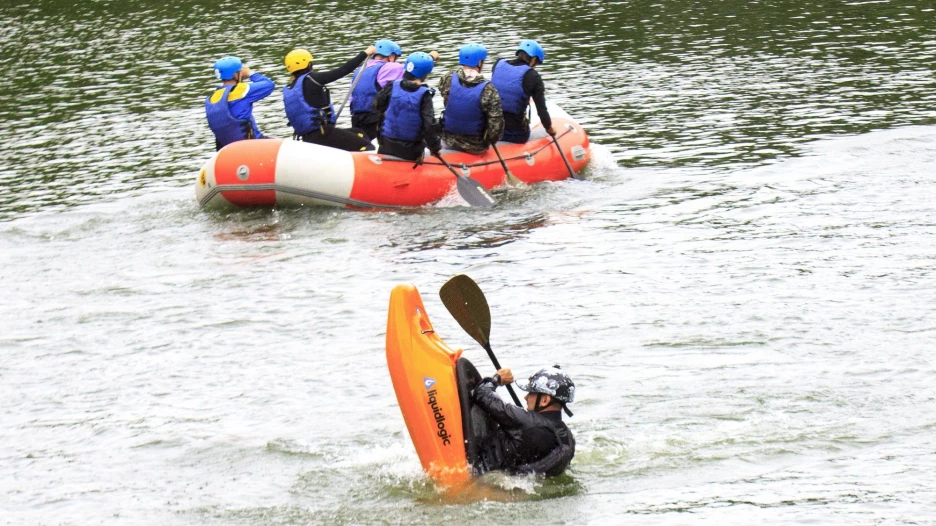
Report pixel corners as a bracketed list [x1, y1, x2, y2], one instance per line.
[433, 154, 497, 208]
[439, 274, 522, 407]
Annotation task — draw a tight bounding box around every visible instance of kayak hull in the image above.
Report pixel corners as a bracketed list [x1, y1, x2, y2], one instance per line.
[385, 284, 471, 485]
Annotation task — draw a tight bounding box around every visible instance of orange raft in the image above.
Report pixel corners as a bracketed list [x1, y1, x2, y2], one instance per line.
[386, 283, 472, 486]
[195, 103, 590, 209]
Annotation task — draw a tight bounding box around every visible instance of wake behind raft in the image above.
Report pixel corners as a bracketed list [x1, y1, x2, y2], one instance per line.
[385, 283, 506, 485]
[195, 102, 590, 210]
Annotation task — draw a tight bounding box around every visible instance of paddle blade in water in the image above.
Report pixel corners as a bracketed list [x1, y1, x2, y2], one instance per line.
[455, 175, 497, 208]
[439, 274, 492, 346]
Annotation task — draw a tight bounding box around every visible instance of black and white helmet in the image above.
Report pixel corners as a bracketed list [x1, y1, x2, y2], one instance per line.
[518, 365, 575, 404]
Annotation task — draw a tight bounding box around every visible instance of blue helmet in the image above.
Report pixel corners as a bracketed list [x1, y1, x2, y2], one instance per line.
[374, 39, 402, 57]
[404, 52, 434, 79]
[458, 43, 488, 67]
[213, 56, 242, 81]
[517, 40, 545, 64]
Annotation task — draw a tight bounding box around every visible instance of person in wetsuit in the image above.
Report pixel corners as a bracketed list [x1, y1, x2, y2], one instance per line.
[373, 51, 443, 162]
[282, 46, 375, 152]
[471, 365, 576, 477]
[490, 40, 555, 144]
[205, 56, 275, 151]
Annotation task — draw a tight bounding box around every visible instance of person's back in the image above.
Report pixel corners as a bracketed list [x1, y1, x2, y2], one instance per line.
[205, 56, 275, 151]
[282, 46, 375, 152]
[350, 39, 405, 140]
[439, 43, 504, 154]
[373, 52, 442, 162]
[490, 40, 555, 144]
[471, 365, 576, 477]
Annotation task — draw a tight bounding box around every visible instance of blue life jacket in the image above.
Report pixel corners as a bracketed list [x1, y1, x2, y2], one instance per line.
[381, 81, 428, 142]
[205, 85, 254, 149]
[491, 61, 531, 115]
[350, 62, 385, 114]
[443, 72, 488, 136]
[283, 73, 336, 136]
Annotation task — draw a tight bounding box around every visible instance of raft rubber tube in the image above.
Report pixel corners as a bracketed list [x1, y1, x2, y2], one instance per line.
[195, 103, 590, 209]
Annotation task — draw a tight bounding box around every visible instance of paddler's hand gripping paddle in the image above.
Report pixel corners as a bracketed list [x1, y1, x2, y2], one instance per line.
[439, 274, 523, 407]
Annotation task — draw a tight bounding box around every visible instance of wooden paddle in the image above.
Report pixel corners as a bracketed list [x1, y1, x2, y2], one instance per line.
[439, 274, 522, 406]
[491, 143, 524, 186]
[433, 154, 497, 208]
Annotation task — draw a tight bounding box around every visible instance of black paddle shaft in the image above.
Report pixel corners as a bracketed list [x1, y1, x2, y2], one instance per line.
[551, 133, 583, 180]
[439, 274, 523, 407]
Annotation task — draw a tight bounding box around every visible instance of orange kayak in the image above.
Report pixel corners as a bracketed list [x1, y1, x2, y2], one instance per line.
[195, 104, 590, 209]
[386, 284, 472, 485]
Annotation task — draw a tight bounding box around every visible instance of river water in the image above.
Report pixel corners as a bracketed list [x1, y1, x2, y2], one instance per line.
[2, 1, 935, 524]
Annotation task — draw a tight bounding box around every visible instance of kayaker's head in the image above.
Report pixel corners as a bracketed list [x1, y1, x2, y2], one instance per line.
[374, 39, 402, 62]
[403, 52, 434, 83]
[213, 56, 244, 84]
[459, 43, 488, 71]
[284, 48, 313, 77]
[518, 365, 575, 417]
[516, 40, 545, 68]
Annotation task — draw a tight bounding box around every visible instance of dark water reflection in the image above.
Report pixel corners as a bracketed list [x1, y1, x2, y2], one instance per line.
[1, 0, 934, 219]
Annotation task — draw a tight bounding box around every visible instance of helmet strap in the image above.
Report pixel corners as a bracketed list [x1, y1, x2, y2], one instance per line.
[534, 393, 544, 412]
[562, 403, 573, 417]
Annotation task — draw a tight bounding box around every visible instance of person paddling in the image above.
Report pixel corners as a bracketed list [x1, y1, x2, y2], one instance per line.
[490, 40, 555, 143]
[373, 51, 443, 162]
[350, 39, 405, 140]
[205, 56, 275, 151]
[282, 46, 376, 152]
[438, 43, 504, 155]
[472, 365, 576, 477]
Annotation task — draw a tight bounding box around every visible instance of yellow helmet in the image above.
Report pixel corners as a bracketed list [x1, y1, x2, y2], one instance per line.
[284, 48, 313, 73]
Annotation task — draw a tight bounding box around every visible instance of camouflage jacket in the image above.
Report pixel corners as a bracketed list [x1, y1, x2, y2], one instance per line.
[438, 68, 505, 154]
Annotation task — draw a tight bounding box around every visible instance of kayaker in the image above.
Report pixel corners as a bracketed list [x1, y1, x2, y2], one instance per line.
[373, 51, 443, 162]
[490, 40, 555, 144]
[471, 365, 576, 477]
[438, 43, 505, 154]
[282, 46, 376, 152]
[350, 39, 405, 141]
[205, 56, 275, 151]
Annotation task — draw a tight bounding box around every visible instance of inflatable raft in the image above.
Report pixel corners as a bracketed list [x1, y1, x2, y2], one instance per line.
[195, 103, 590, 209]
[386, 283, 495, 486]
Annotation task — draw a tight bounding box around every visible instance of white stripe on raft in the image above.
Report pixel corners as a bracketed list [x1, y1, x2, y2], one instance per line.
[274, 140, 356, 207]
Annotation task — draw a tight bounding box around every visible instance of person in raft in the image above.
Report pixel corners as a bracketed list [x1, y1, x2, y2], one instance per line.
[205, 56, 275, 151]
[282, 46, 376, 152]
[372, 51, 443, 162]
[438, 43, 505, 154]
[349, 39, 405, 141]
[472, 365, 576, 477]
[490, 40, 555, 144]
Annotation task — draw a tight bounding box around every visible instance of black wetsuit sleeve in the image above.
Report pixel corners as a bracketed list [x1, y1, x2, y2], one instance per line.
[309, 51, 368, 85]
[472, 380, 540, 430]
[522, 69, 551, 129]
[421, 90, 442, 153]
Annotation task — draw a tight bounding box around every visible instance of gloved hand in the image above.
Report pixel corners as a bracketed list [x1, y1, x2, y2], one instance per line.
[546, 126, 557, 136]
